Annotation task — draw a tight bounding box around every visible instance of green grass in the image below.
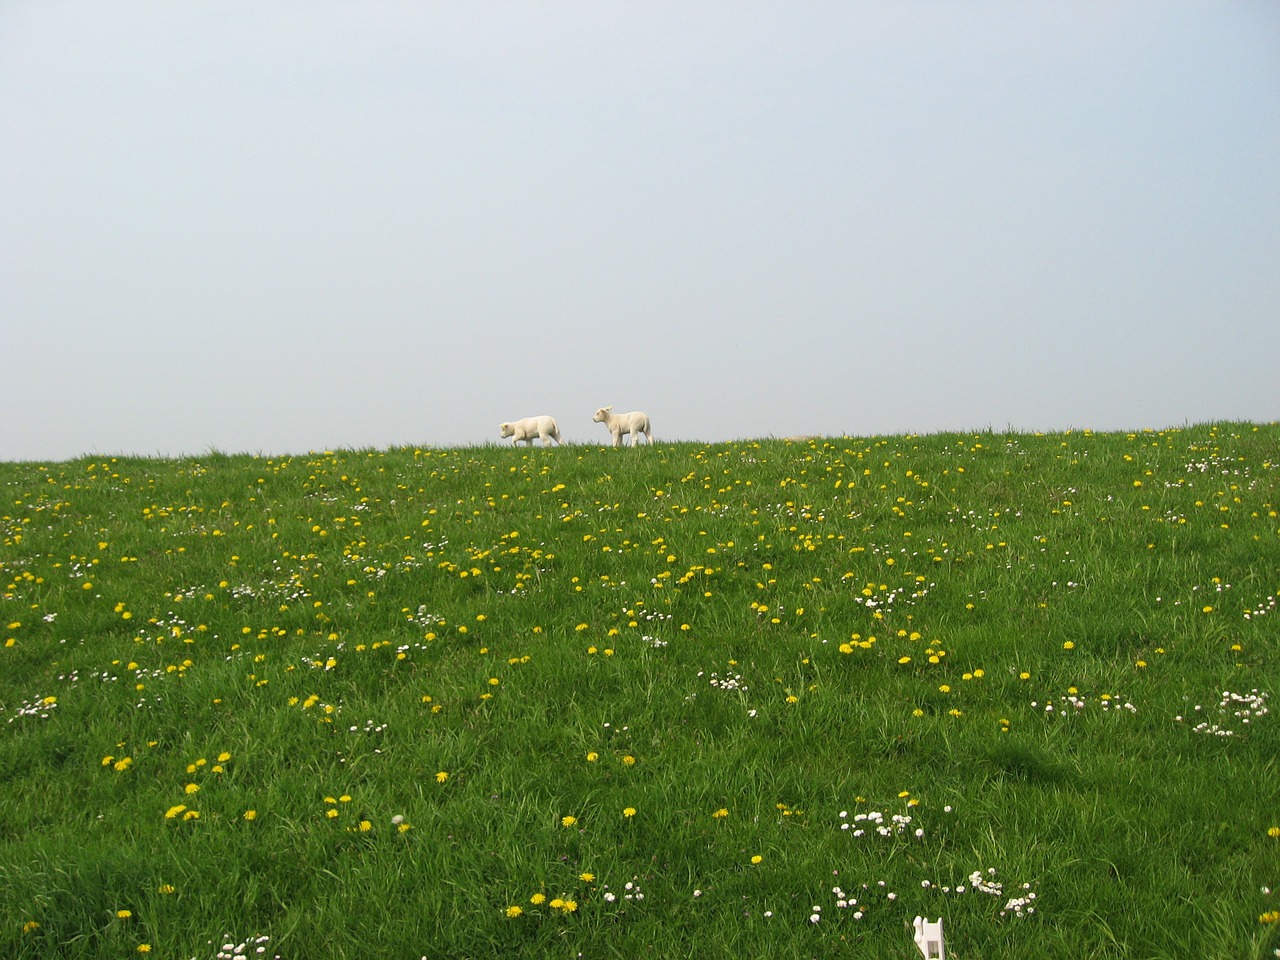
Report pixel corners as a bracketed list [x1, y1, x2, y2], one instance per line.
[1, 424, 1278, 959]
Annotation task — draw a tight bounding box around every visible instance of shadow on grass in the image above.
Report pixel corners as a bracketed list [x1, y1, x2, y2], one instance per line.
[978, 740, 1065, 786]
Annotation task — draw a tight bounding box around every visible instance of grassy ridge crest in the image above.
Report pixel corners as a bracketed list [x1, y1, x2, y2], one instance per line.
[1, 423, 1278, 959]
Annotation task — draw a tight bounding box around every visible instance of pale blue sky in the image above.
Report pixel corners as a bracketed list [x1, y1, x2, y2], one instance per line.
[2, 2, 1277, 460]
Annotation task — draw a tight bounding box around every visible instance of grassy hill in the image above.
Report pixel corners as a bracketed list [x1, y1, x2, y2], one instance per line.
[2, 424, 1277, 959]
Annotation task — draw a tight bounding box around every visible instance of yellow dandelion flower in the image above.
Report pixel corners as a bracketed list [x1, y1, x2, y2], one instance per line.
[586, 752, 599, 762]
[622, 755, 636, 766]
[712, 808, 728, 818]
[579, 872, 595, 883]
[561, 815, 577, 827]
[550, 898, 564, 909]
[561, 899, 578, 913]
[164, 805, 187, 819]
[137, 945, 152, 953]
[326, 809, 339, 819]
[243, 810, 257, 821]
[623, 807, 637, 818]
[1268, 826, 1280, 838]
[751, 855, 763, 864]
[436, 771, 449, 783]
[217, 752, 231, 762]
[184, 783, 200, 794]
[1062, 641, 1075, 650]
[117, 909, 132, 919]
[157, 884, 175, 895]
[530, 893, 546, 905]
[505, 905, 524, 918]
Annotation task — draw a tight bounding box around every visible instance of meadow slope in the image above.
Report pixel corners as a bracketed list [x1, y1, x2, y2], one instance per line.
[1, 424, 1278, 959]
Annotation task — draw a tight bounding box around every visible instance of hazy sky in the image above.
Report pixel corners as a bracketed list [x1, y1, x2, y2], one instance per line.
[3, 2, 1277, 460]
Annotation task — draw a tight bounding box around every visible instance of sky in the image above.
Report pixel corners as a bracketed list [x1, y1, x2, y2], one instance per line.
[2, 2, 1277, 461]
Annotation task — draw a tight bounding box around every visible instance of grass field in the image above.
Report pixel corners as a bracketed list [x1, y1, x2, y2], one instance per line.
[2, 423, 1277, 959]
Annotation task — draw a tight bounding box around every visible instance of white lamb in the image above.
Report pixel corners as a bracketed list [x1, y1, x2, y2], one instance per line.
[499, 415, 562, 446]
[592, 406, 652, 447]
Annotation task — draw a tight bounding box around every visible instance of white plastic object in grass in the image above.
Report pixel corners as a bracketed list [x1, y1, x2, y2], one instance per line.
[913, 916, 945, 959]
